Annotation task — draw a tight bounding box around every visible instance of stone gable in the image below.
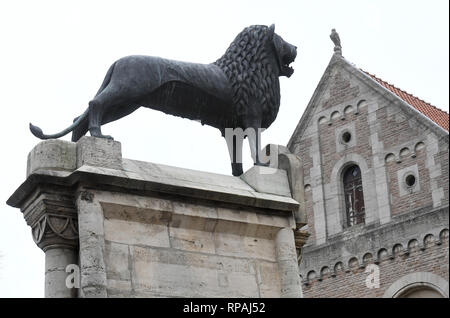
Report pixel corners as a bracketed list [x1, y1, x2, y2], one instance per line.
[288, 53, 449, 298]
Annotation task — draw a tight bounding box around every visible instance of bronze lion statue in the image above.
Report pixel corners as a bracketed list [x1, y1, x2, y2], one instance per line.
[30, 24, 297, 176]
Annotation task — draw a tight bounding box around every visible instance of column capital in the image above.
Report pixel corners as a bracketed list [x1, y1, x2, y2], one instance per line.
[21, 185, 79, 252]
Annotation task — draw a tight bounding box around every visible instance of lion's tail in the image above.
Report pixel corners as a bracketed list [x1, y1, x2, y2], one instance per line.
[30, 61, 116, 140]
[29, 108, 89, 140]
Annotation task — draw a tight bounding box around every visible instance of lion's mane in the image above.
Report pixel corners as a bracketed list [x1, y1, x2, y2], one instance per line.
[214, 25, 281, 129]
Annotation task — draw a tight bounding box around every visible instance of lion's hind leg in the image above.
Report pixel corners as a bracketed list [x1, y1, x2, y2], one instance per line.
[71, 115, 89, 142]
[87, 85, 122, 140]
[88, 84, 143, 140]
[88, 99, 113, 140]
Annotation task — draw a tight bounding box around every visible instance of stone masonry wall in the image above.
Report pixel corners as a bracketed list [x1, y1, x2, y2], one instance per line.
[385, 142, 433, 216]
[288, 57, 449, 298]
[83, 189, 292, 298]
[289, 60, 449, 246]
[437, 138, 449, 208]
[9, 136, 303, 298]
[318, 103, 373, 186]
[302, 229, 449, 298]
[294, 137, 315, 243]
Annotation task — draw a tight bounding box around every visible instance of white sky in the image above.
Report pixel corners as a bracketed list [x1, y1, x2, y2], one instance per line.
[0, 0, 448, 297]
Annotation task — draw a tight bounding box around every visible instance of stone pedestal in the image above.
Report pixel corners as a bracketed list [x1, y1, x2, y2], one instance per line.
[7, 137, 306, 298]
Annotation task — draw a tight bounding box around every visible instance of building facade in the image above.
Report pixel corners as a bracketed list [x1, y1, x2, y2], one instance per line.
[288, 48, 449, 298]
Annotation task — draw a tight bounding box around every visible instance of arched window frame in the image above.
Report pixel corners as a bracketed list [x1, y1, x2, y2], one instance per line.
[328, 154, 379, 235]
[342, 164, 366, 227]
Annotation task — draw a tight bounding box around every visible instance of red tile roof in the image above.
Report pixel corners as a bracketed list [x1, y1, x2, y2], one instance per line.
[362, 70, 449, 132]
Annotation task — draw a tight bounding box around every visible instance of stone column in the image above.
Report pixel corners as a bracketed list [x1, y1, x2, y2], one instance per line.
[20, 140, 79, 297]
[74, 136, 122, 298]
[275, 227, 303, 298]
[21, 185, 79, 297]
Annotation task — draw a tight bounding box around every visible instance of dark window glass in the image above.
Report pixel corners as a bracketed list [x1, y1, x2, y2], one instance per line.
[343, 165, 365, 226]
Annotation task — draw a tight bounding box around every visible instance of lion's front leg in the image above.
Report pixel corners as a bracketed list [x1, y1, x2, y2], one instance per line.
[247, 128, 270, 167]
[244, 106, 270, 167]
[224, 133, 243, 176]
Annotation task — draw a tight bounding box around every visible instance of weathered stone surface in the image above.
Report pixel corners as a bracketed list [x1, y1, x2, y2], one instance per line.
[241, 166, 292, 197]
[27, 139, 76, 177]
[213, 222, 277, 261]
[168, 215, 216, 254]
[76, 190, 107, 298]
[277, 145, 307, 226]
[9, 138, 299, 213]
[76, 136, 122, 170]
[130, 246, 262, 297]
[45, 248, 78, 298]
[257, 261, 282, 297]
[97, 192, 295, 297]
[8, 136, 302, 298]
[104, 218, 170, 247]
[286, 52, 448, 298]
[276, 228, 303, 297]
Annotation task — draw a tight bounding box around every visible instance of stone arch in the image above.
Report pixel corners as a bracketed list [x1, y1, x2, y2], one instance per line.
[423, 234, 435, 247]
[356, 99, 367, 114]
[333, 262, 344, 275]
[385, 153, 395, 163]
[439, 228, 449, 242]
[392, 243, 404, 256]
[319, 266, 330, 280]
[414, 141, 425, 152]
[318, 116, 327, 125]
[306, 270, 316, 283]
[407, 239, 419, 252]
[344, 105, 353, 115]
[399, 147, 410, 158]
[328, 153, 377, 231]
[412, 141, 425, 158]
[377, 248, 388, 263]
[362, 252, 373, 264]
[348, 257, 359, 269]
[383, 272, 449, 298]
[330, 111, 341, 121]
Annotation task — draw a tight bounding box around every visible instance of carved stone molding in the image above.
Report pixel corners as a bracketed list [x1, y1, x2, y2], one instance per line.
[302, 226, 449, 285]
[294, 228, 310, 264]
[31, 213, 78, 251]
[21, 185, 79, 252]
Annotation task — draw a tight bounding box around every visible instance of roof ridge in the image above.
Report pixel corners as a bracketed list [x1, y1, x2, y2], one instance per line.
[361, 69, 449, 115]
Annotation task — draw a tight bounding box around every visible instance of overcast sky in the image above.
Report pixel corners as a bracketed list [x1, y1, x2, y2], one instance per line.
[0, 0, 448, 297]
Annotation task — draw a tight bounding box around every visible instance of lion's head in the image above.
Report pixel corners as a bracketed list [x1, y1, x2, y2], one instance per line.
[214, 24, 297, 129]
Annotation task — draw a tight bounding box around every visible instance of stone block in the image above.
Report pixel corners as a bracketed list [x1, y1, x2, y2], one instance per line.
[130, 246, 262, 298]
[240, 166, 292, 197]
[27, 139, 76, 177]
[213, 221, 277, 261]
[76, 136, 122, 170]
[104, 241, 131, 281]
[106, 279, 133, 296]
[169, 214, 216, 254]
[257, 261, 282, 297]
[104, 218, 170, 248]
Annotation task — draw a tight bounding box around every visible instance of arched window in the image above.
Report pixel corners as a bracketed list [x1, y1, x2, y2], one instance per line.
[343, 165, 365, 226]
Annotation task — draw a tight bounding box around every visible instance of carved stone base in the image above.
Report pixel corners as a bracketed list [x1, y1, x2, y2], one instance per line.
[8, 137, 306, 298]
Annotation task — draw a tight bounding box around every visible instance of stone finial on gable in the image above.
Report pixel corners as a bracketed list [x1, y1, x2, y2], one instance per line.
[330, 28, 342, 55]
